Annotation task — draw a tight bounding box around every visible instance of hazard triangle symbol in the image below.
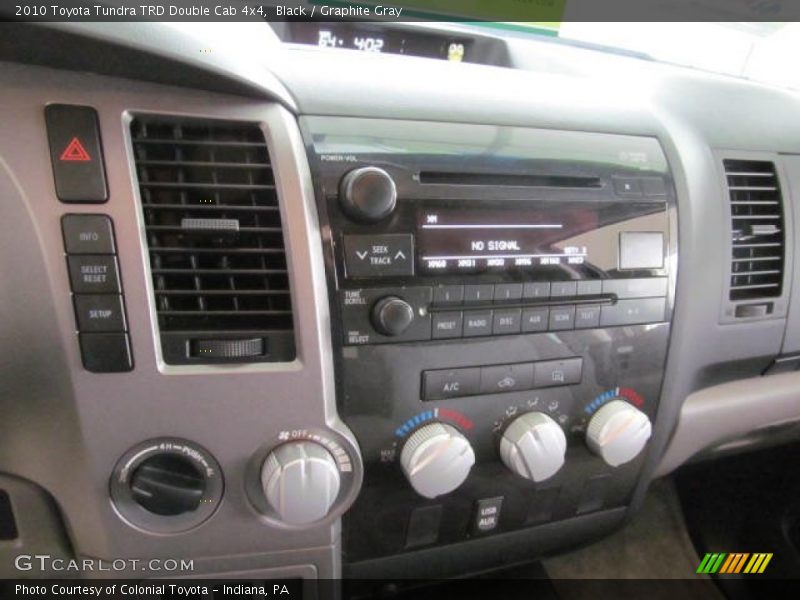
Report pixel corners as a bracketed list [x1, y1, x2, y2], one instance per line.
[59, 137, 91, 162]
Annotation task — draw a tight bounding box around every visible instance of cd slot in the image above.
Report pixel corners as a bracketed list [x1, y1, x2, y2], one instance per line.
[418, 171, 603, 188]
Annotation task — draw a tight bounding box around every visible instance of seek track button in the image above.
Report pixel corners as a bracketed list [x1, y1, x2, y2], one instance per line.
[344, 234, 414, 278]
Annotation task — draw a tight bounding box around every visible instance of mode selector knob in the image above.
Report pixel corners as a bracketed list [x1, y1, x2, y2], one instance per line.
[339, 166, 397, 223]
[500, 412, 567, 483]
[400, 422, 475, 499]
[261, 441, 341, 525]
[371, 296, 414, 336]
[586, 399, 652, 467]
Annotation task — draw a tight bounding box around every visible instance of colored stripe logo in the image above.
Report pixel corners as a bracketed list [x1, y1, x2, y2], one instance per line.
[697, 552, 772, 574]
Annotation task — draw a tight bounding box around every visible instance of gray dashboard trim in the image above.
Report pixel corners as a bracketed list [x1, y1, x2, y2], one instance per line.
[0, 23, 297, 110]
[778, 154, 800, 354]
[4, 21, 800, 577]
[656, 370, 800, 477]
[0, 61, 359, 577]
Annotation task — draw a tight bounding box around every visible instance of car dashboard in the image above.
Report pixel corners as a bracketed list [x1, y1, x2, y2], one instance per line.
[1, 20, 800, 586]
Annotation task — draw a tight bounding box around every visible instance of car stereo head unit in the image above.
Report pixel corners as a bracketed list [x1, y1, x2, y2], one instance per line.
[302, 116, 676, 566]
[301, 117, 674, 346]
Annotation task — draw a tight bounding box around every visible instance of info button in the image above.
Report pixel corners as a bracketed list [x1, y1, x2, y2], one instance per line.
[422, 367, 480, 400]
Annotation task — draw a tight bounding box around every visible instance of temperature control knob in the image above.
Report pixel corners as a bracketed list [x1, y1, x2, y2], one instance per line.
[339, 166, 397, 223]
[586, 399, 652, 467]
[400, 422, 475, 499]
[371, 296, 414, 336]
[500, 412, 567, 482]
[261, 441, 341, 525]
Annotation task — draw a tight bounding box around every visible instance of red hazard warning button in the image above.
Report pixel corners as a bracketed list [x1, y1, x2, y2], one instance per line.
[59, 137, 92, 162]
[45, 104, 107, 203]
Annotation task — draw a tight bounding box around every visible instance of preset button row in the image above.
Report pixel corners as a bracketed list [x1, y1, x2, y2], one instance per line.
[432, 278, 666, 307]
[432, 305, 605, 339]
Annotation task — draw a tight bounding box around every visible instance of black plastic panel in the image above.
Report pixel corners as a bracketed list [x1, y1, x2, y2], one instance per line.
[0, 490, 18, 541]
[302, 117, 676, 566]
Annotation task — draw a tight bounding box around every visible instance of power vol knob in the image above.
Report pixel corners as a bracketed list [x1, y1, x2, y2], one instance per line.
[400, 422, 475, 499]
[339, 166, 397, 223]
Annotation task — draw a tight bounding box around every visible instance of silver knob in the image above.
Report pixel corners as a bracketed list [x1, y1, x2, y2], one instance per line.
[261, 441, 341, 525]
[586, 399, 652, 467]
[400, 423, 475, 499]
[500, 412, 567, 482]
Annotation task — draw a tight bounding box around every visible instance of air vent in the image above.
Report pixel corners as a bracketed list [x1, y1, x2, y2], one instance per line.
[724, 159, 785, 303]
[131, 116, 295, 364]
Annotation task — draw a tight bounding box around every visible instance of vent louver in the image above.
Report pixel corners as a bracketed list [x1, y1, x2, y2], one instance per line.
[724, 159, 785, 303]
[131, 116, 295, 364]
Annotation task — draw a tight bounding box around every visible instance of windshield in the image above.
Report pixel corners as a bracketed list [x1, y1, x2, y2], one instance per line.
[487, 22, 800, 91]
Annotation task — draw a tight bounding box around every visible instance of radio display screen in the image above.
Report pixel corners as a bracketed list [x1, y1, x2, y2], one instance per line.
[416, 204, 664, 274]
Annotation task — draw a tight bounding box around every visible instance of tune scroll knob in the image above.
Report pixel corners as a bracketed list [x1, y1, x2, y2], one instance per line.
[371, 296, 415, 336]
[586, 399, 652, 467]
[261, 441, 341, 525]
[400, 422, 475, 499]
[339, 166, 397, 223]
[500, 412, 567, 482]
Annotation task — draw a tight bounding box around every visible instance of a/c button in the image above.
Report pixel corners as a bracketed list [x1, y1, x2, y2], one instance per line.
[422, 367, 480, 400]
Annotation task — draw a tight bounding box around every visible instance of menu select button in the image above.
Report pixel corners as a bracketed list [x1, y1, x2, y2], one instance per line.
[67, 255, 120, 293]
